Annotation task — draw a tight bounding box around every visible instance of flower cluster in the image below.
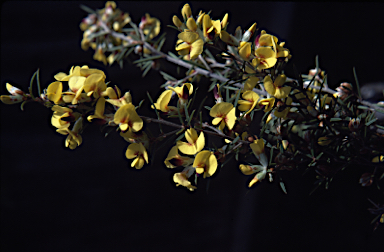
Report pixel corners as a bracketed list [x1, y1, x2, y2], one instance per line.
[1, 1, 384, 229]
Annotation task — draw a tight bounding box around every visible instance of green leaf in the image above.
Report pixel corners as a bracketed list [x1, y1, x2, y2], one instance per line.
[133, 55, 163, 64]
[36, 69, 41, 97]
[353, 67, 362, 100]
[142, 63, 152, 77]
[166, 25, 180, 32]
[280, 181, 287, 194]
[20, 101, 27, 111]
[28, 70, 38, 100]
[79, 4, 96, 14]
[330, 118, 342, 122]
[160, 71, 177, 81]
[204, 106, 211, 111]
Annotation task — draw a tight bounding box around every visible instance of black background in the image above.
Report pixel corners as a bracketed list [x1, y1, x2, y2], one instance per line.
[1, 1, 383, 251]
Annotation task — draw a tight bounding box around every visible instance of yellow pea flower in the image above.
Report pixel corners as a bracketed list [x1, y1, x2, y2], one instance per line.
[60, 117, 83, 150]
[257, 33, 278, 47]
[46, 81, 63, 104]
[177, 128, 205, 155]
[0, 83, 25, 104]
[83, 73, 107, 99]
[251, 46, 277, 70]
[87, 97, 106, 122]
[238, 91, 260, 114]
[173, 166, 197, 191]
[202, 14, 222, 40]
[257, 98, 275, 112]
[114, 103, 143, 132]
[175, 30, 204, 60]
[54, 65, 106, 82]
[220, 30, 239, 47]
[243, 75, 259, 92]
[181, 3, 192, 19]
[263, 74, 291, 99]
[164, 146, 194, 168]
[167, 83, 193, 105]
[139, 13, 161, 40]
[210, 102, 237, 131]
[125, 142, 148, 169]
[151, 89, 177, 113]
[172, 15, 186, 31]
[250, 139, 268, 168]
[93, 45, 108, 65]
[51, 105, 79, 130]
[238, 41, 252, 61]
[106, 91, 132, 107]
[193, 150, 218, 179]
[186, 17, 197, 31]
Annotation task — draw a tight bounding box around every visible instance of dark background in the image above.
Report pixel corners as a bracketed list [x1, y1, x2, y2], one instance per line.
[1, 1, 383, 251]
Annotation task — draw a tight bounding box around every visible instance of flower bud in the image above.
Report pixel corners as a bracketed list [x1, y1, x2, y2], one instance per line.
[181, 4, 192, 19]
[172, 15, 184, 30]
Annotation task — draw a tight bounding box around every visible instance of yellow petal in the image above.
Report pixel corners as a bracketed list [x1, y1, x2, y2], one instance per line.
[225, 107, 236, 130]
[190, 38, 204, 60]
[238, 42, 251, 61]
[250, 139, 264, 156]
[47, 81, 63, 104]
[186, 17, 197, 31]
[263, 75, 276, 96]
[178, 31, 199, 44]
[274, 86, 291, 99]
[177, 141, 197, 155]
[210, 102, 234, 117]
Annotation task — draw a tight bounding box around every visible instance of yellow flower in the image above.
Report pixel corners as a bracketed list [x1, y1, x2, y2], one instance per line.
[210, 102, 236, 131]
[83, 73, 107, 99]
[251, 46, 277, 70]
[264, 74, 291, 99]
[238, 91, 260, 114]
[57, 117, 83, 150]
[46, 81, 63, 104]
[125, 142, 148, 169]
[181, 3, 192, 19]
[51, 105, 79, 130]
[172, 15, 186, 31]
[177, 128, 205, 155]
[93, 46, 108, 65]
[114, 103, 143, 132]
[220, 30, 239, 47]
[87, 97, 106, 122]
[139, 13, 161, 40]
[54, 65, 106, 82]
[238, 41, 252, 61]
[151, 90, 177, 113]
[176, 30, 204, 60]
[243, 75, 259, 91]
[257, 98, 275, 112]
[250, 139, 268, 168]
[173, 166, 196, 191]
[186, 17, 197, 32]
[164, 146, 194, 168]
[0, 83, 25, 104]
[106, 90, 133, 107]
[202, 14, 221, 40]
[167, 83, 193, 105]
[193, 150, 218, 178]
